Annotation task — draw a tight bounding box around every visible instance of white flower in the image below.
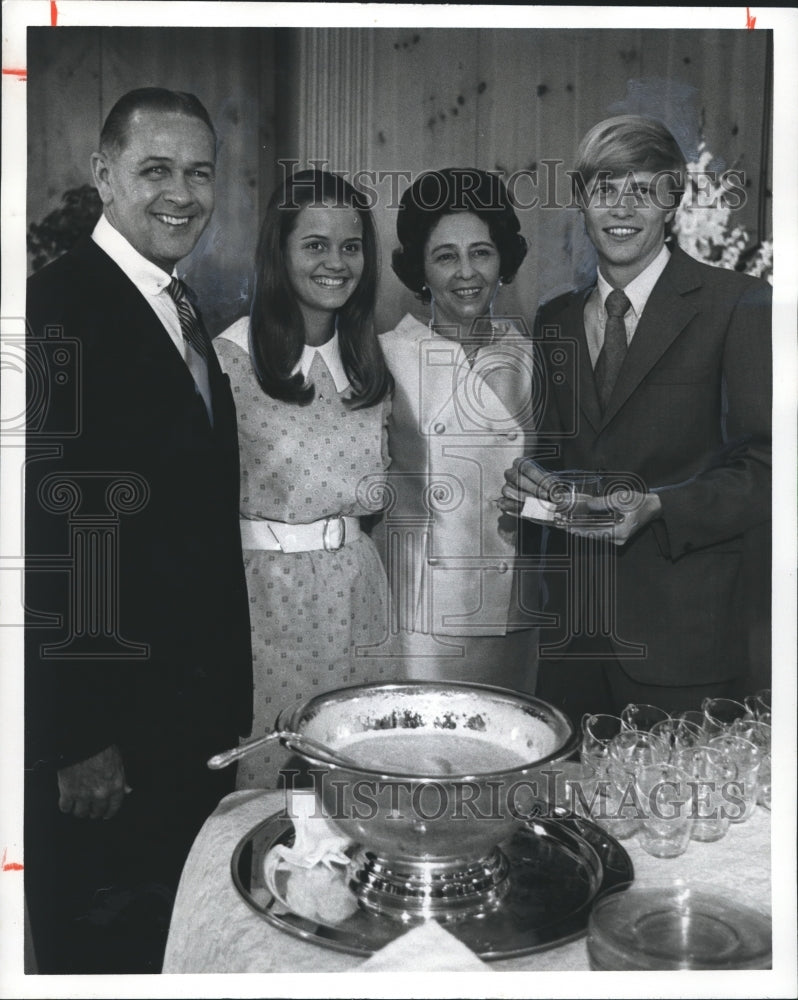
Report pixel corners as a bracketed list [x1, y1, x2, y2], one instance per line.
[673, 142, 772, 284]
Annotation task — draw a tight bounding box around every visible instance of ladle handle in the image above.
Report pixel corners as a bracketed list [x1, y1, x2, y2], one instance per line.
[207, 730, 356, 771]
[207, 730, 281, 770]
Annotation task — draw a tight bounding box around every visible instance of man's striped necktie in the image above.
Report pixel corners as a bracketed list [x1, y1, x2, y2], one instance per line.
[166, 276, 214, 424]
[166, 276, 212, 359]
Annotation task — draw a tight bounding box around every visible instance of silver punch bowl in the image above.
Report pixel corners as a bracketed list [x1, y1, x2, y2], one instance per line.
[276, 681, 578, 919]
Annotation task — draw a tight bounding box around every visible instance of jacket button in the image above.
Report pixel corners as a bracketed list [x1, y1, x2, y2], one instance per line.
[496, 561, 509, 573]
[428, 558, 440, 566]
[506, 431, 518, 441]
[433, 422, 446, 434]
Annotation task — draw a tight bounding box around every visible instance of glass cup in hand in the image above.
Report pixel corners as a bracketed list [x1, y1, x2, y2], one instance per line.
[548, 471, 624, 529]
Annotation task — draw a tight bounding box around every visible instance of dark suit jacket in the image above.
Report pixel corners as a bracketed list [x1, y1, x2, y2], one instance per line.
[25, 238, 252, 775]
[533, 245, 771, 685]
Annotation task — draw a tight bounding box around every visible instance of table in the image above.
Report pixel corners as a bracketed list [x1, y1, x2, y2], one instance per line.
[162, 785, 771, 974]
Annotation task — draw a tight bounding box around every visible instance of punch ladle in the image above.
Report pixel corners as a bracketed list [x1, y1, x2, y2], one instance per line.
[207, 729, 360, 771]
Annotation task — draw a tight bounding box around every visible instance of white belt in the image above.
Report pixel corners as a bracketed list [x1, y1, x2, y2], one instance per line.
[240, 516, 361, 553]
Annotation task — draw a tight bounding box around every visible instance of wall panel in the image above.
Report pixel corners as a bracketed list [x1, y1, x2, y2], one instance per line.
[27, 30, 102, 223]
[27, 27, 275, 333]
[27, 27, 770, 337]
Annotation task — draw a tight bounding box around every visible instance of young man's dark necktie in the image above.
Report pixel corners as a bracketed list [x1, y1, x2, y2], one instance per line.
[166, 276, 214, 423]
[594, 288, 631, 411]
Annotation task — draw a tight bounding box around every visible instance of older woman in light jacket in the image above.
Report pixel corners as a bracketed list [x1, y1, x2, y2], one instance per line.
[379, 167, 545, 693]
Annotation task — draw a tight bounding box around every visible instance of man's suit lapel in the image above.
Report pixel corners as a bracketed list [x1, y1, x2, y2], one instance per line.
[556, 288, 603, 433]
[87, 241, 221, 431]
[601, 247, 702, 426]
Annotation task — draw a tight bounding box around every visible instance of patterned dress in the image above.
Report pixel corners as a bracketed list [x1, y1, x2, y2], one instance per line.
[215, 319, 398, 787]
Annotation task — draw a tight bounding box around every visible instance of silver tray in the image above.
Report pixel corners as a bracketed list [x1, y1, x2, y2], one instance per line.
[231, 809, 633, 961]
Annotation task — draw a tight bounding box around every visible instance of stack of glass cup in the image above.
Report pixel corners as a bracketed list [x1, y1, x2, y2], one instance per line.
[570, 690, 771, 858]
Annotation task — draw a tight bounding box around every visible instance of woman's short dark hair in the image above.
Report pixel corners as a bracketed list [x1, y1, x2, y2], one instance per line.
[249, 169, 392, 408]
[99, 87, 216, 156]
[392, 168, 527, 301]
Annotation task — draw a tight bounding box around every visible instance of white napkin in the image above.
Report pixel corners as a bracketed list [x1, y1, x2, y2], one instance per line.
[263, 790, 360, 923]
[521, 496, 558, 522]
[359, 920, 490, 972]
[269, 789, 350, 868]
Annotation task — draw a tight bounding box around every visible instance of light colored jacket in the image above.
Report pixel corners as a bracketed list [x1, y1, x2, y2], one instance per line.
[379, 313, 540, 636]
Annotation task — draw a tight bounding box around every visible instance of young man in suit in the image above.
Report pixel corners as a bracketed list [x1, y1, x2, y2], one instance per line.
[502, 115, 771, 728]
[25, 88, 252, 973]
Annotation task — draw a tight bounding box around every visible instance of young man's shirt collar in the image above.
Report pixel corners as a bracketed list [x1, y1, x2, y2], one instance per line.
[596, 243, 671, 320]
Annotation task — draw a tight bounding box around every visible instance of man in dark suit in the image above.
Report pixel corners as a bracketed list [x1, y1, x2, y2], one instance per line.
[502, 115, 771, 728]
[25, 88, 252, 973]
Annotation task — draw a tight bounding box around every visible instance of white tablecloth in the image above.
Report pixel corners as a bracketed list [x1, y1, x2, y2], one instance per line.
[163, 787, 771, 974]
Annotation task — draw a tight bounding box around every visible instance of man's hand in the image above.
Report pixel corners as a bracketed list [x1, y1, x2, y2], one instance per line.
[499, 457, 554, 515]
[500, 460, 662, 545]
[564, 491, 663, 546]
[57, 744, 128, 820]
